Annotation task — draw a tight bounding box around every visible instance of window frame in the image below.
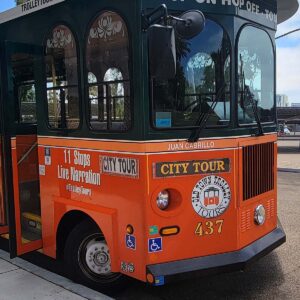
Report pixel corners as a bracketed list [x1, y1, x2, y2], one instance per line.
[84, 10, 134, 133]
[9, 52, 38, 125]
[235, 24, 276, 127]
[149, 15, 233, 131]
[43, 22, 83, 132]
[17, 80, 37, 124]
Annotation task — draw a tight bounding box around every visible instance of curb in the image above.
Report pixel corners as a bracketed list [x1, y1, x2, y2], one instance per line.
[0, 249, 114, 300]
[278, 168, 300, 173]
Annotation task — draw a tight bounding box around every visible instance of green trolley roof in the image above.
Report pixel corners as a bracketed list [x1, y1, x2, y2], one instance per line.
[0, 0, 298, 25]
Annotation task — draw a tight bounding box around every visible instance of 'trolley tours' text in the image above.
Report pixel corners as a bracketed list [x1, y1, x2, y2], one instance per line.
[21, 0, 55, 12]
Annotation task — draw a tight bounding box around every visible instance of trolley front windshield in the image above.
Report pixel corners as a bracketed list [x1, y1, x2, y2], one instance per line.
[150, 15, 275, 131]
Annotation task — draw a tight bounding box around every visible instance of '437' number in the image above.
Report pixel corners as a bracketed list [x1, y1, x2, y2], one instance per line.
[195, 220, 224, 236]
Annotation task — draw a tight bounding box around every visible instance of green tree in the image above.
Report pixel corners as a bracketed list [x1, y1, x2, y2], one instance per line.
[15, 0, 25, 5]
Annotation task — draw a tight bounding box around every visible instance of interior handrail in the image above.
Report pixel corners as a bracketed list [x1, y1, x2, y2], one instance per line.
[17, 141, 38, 166]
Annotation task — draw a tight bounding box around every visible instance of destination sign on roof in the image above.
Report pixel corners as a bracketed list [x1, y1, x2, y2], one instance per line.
[0, 0, 65, 24]
[167, 0, 278, 26]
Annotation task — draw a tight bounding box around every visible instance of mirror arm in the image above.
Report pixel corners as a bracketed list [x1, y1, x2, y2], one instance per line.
[142, 5, 192, 30]
[142, 4, 169, 29]
[167, 15, 187, 23]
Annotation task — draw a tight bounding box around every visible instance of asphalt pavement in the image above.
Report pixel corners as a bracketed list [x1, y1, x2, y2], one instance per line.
[278, 140, 300, 170]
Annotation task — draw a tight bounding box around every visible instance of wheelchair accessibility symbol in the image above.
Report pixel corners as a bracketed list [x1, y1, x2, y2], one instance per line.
[126, 234, 136, 250]
[148, 237, 162, 253]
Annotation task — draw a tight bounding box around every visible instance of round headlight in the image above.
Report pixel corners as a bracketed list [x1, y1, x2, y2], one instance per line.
[254, 205, 266, 225]
[156, 190, 169, 210]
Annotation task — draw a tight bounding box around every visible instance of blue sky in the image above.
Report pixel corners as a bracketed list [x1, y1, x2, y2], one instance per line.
[0, 0, 14, 11]
[0, 0, 300, 104]
[276, 8, 300, 104]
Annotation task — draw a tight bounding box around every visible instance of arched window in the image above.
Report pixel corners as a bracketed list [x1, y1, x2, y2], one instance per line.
[238, 26, 275, 124]
[86, 11, 131, 131]
[45, 25, 80, 129]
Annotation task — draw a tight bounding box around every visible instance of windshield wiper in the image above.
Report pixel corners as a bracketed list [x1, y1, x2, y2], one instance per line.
[188, 84, 226, 143]
[243, 85, 264, 136]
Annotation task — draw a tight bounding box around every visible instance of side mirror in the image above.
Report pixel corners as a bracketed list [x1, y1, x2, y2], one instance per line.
[148, 25, 176, 81]
[175, 10, 205, 39]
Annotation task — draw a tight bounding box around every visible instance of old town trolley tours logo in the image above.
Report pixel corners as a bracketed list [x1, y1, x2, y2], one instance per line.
[192, 175, 231, 219]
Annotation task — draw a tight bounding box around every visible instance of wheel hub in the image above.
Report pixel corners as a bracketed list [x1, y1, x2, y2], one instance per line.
[85, 239, 111, 275]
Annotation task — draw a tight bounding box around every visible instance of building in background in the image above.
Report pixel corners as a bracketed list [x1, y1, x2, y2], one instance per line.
[276, 94, 289, 107]
[291, 103, 300, 107]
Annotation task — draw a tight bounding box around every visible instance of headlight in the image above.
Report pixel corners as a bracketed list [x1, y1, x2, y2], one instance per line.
[254, 205, 266, 225]
[156, 190, 169, 210]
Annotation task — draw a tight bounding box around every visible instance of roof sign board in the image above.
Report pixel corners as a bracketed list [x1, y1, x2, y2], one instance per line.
[0, 0, 298, 25]
[0, 0, 66, 25]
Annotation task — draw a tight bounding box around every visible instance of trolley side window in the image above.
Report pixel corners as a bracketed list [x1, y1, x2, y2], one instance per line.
[86, 11, 131, 131]
[45, 25, 80, 129]
[237, 26, 275, 124]
[11, 53, 37, 124]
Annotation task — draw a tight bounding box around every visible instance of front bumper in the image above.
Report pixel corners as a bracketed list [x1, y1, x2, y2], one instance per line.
[146, 222, 286, 286]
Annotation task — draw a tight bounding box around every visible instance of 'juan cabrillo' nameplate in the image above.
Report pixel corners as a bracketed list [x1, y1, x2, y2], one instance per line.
[154, 158, 230, 178]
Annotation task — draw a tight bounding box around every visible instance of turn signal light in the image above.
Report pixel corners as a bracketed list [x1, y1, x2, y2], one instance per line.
[160, 226, 180, 236]
[126, 224, 134, 234]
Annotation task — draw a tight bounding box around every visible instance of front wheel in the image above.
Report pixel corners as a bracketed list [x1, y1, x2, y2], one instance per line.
[64, 220, 125, 291]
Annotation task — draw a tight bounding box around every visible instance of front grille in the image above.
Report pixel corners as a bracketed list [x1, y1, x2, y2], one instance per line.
[243, 142, 274, 200]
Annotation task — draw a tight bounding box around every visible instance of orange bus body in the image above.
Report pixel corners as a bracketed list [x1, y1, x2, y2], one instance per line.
[35, 133, 278, 282]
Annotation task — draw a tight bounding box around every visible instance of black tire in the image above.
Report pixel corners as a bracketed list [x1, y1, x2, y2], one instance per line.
[64, 220, 126, 291]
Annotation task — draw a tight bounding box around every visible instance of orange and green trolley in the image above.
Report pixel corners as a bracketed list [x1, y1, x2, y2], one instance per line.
[0, 0, 296, 290]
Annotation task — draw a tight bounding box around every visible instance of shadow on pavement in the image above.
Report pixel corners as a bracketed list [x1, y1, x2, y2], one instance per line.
[0, 237, 65, 277]
[113, 252, 285, 300]
[0, 235, 286, 300]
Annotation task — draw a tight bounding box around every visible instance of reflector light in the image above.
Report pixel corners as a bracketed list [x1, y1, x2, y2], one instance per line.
[160, 226, 180, 236]
[126, 225, 134, 234]
[146, 273, 154, 283]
